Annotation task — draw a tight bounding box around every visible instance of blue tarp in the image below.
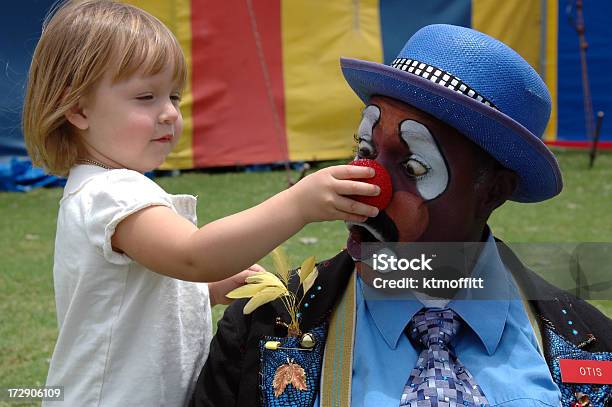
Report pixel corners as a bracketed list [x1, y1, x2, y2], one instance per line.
[1, 1, 65, 191]
[5, 0, 57, 194]
[0, 157, 65, 192]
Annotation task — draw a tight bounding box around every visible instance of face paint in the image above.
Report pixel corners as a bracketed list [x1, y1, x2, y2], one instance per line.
[399, 120, 449, 200]
[347, 95, 491, 261]
[356, 105, 380, 158]
[347, 102, 434, 259]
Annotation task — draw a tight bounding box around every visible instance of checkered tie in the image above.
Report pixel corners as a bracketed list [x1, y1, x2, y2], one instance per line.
[399, 308, 490, 407]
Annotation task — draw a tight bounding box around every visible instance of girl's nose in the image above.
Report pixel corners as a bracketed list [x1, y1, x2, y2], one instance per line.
[159, 101, 180, 124]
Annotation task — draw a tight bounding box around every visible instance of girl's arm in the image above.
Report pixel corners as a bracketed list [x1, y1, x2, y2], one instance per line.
[112, 165, 379, 282]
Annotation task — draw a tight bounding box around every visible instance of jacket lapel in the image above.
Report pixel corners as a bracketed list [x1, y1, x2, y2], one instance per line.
[320, 271, 357, 407]
[497, 240, 612, 406]
[254, 250, 356, 407]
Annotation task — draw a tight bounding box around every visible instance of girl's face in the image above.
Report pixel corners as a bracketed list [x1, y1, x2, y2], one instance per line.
[75, 66, 183, 173]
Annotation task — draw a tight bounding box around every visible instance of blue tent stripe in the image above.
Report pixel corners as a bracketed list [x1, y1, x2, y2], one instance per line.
[379, 0, 471, 65]
[0, 0, 59, 161]
[556, 0, 612, 142]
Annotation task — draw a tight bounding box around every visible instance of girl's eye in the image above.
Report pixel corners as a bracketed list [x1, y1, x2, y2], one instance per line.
[136, 94, 153, 100]
[170, 94, 181, 103]
[403, 158, 429, 177]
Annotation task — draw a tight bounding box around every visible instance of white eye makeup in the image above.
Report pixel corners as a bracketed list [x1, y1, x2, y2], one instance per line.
[400, 120, 449, 200]
[355, 105, 380, 158]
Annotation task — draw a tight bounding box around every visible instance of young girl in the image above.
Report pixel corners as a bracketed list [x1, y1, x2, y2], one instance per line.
[22, 1, 379, 405]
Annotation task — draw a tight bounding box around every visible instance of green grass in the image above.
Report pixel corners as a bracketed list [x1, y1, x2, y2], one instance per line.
[1, 149, 611, 402]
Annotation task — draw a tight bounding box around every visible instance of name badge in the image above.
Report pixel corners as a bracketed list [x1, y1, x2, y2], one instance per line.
[559, 359, 612, 384]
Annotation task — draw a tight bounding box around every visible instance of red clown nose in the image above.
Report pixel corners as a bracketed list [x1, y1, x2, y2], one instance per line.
[348, 159, 393, 211]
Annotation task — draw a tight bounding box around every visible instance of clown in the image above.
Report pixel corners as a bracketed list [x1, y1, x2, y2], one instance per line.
[191, 25, 611, 407]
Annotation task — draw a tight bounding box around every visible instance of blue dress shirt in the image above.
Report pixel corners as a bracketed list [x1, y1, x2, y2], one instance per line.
[316, 232, 561, 406]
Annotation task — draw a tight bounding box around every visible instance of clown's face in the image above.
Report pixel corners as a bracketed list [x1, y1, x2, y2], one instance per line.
[347, 96, 493, 259]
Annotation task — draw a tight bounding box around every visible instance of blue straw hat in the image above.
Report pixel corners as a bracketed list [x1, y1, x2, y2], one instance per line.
[341, 24, 562, 202]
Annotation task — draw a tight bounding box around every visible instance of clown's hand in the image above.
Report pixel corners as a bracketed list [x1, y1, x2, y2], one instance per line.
[208, 264, 266, 307]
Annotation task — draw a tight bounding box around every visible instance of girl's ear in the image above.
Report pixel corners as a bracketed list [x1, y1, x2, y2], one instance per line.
[63, 89, 89, 130]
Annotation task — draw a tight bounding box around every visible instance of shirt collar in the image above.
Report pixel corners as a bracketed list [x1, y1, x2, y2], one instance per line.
[63, 164, 110, 197]
[359, 229, 510, 355]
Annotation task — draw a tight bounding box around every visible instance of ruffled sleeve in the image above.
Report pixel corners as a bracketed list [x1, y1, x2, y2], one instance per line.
[82, 170, 173, 265]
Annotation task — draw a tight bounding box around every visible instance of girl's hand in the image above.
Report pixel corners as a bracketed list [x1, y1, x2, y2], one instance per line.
[208, 264, 265, 306]
[289, 165, 380, 224]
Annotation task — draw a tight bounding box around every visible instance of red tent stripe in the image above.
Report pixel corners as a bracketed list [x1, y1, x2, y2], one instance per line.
[191, 0, 286, 168]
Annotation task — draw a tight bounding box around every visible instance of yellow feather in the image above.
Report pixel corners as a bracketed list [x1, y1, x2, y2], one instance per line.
[271, 247, 290, 285]
[245, 271, 285, 288]
[225, 283, 266, 299]
[243, 286, 288, 314]
[298, 256, 316, 285]
[302, 267, 319, 295]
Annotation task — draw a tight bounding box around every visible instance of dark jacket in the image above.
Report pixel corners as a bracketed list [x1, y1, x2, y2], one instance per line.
[190, 243, 612, 407]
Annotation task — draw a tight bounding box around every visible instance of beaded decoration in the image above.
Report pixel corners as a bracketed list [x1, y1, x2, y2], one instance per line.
[259, 325, 327, 406]
[543, 324, 611, 406]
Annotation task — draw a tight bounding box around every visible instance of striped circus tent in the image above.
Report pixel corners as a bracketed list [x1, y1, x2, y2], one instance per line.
[2, 1, 611, 171]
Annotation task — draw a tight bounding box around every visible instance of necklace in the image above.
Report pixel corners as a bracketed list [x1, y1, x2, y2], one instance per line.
[76, 158, 115, 170]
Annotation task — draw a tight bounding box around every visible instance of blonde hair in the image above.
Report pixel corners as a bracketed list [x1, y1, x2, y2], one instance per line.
[22, 0, 187, 176]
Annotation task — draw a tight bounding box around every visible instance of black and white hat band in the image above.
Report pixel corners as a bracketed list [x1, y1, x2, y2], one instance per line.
[391, 58, 498, 110]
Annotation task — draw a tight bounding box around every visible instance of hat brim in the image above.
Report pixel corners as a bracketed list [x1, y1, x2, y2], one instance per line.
[341, 57, 563, 203]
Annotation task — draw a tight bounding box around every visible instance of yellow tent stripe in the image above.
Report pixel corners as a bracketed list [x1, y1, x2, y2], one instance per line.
[472, 0, 542, 72]
[283, 0, 383, 162]
[122, 0, 194, 169]
[543, 0, 558, 142]
[473, 0, 557, 141]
